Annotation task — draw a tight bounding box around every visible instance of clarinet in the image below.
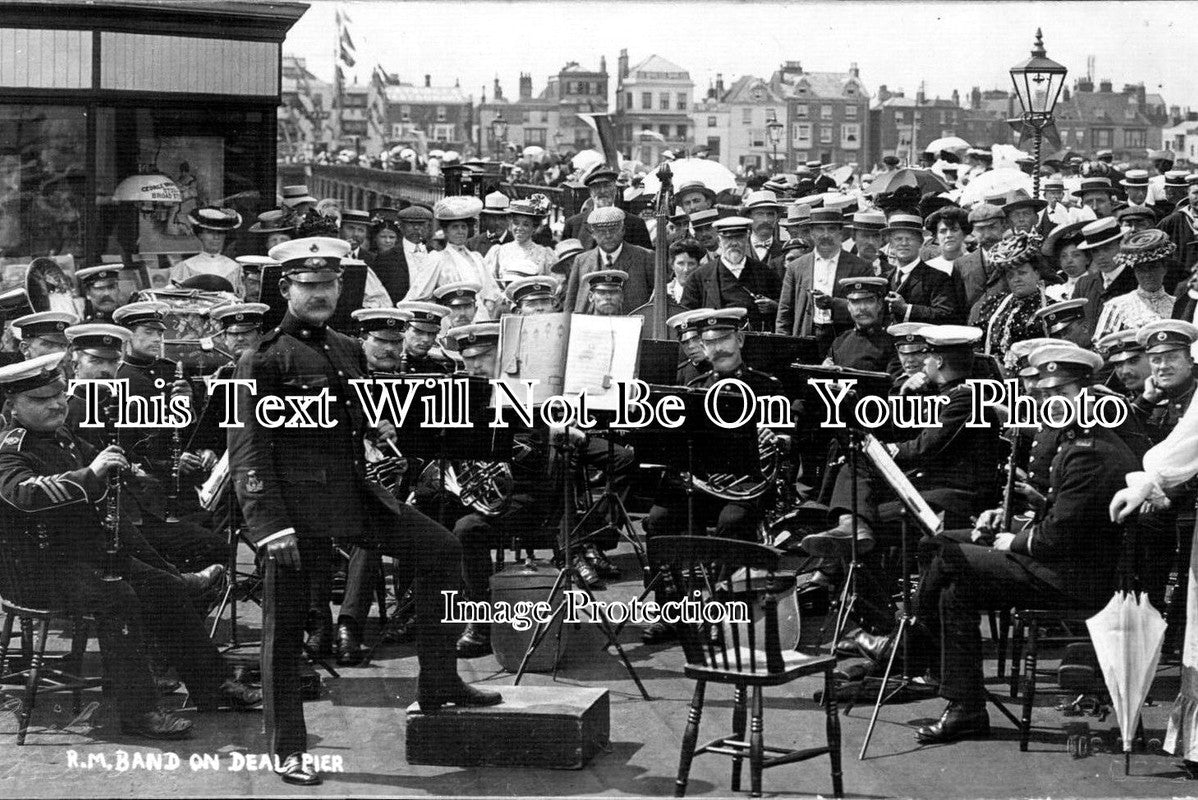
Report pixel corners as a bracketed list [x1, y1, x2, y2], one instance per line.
[164, 360, 184, 522]
[101, 397, 123, 583]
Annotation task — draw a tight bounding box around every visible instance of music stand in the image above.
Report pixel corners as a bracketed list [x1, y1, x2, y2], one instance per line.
[742, 332, 820, 376]
[854, 434, 943, 760]
[636, 339, 681, 386]
[509, 409, 652, 701]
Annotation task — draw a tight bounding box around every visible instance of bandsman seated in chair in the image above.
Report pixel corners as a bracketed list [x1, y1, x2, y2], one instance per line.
[0, 354, 260, 740]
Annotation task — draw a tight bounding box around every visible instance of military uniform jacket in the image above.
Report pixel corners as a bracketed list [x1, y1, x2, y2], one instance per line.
[227, 313, 405, 545]
[117, 354, 181, 471]
[1009, 423, 1138, 603]
[403, 352, 453, 375]
[892, 378, 1003, 498]
[828, 325, 898, 374]
[1131, 379, 1197, 444]
[0, 426, 108, 562]
[687, 364, 781, 396]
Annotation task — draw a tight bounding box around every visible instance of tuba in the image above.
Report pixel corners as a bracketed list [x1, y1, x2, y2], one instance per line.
[691, 427, 781, 501]
[417, 459, 513, 517]
[26, 257, 78, 315]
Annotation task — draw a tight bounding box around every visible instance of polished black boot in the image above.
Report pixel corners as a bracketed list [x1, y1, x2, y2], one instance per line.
[305, 609, 333, 658]
[456, 623, 492, 658]
[417, 677, 503, 713]
[335, 620, 364, 666]
[916, 701, 990, 745]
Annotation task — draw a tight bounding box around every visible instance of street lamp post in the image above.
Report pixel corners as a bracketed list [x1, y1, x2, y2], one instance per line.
[490, 113, 508, 161]
[1009, 28, 1068, 200]
[766, 110, 784, 173]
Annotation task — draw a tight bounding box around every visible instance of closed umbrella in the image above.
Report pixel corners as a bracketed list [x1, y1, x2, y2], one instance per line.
[1085, 591, 1167, 775]
[864, 168, 949, 197]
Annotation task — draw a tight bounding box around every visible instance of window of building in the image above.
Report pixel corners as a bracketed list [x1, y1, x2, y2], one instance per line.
[820, 126, 833, 144]
[707, 115, 717, 127]
[541, 111, 549, 123]
[821, 104, 833, 120]
[436, 105, 446, 122]
[705, 136, 720, 156]
[742, 107, 753, 125]
[400, 104, 411, 119]
[0, 104, 87, 259]
[660, 92, 670, 110]
[1092, 128, 1113, 148]
[1075, 129, 1085, 144]
[391, 122, 405, 138]
[841, 123, 860, 149]
[793, 151, 808, 162]
[659, 124, 670, 138]
[795, 103, 809, 119]
[642, 92, 652, 110]
[845, 104, 857, 119]
[895, 110, 905, 124]
[525, 128, 546, 146]
[624, 92, 632, 111]
[1125, 128, 1146, 148]
[1125, 106, 1136, 121]
[521, 111, 530, 124]
[677, 93, 687, 110]
[676, 124, 687, 140]
[793, 123, 812, 146]
[752, 134, 765, 148]
[739, 154, 761, 169]
[432, 123, 455, 141]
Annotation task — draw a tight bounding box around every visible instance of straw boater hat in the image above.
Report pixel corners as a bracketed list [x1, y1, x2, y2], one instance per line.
[188, 206, 242, 232]
[434, 196, 485, 222]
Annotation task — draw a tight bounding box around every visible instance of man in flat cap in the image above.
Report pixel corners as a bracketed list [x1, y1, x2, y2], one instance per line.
[903, 344, 1136, 747]
[561, 164, 652, 250]
[75, 265, 125, 323]
[682, 216, 782, 331]
[565, 207, 654, 314]
[230, 236, 501, 785]
[675, 180, 716, 215]
[776, 208, 873, 355]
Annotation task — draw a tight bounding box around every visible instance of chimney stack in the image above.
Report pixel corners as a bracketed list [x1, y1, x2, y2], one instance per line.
[877, 84, 890, 103]
[970, 87, 981, 109]
[1098, 78, 1113, 93]
[493, 76, 503, 100]
[849, 62, 859, 78]
[715, 73, 725, 97]
[519, 72, 532, 100]
[618, 48, 629, 81]
[951, 89, 960, 108]
[424, 74, 431, 88]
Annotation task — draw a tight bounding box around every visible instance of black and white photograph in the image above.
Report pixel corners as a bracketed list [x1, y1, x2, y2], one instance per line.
[2, 0, 1198, 796]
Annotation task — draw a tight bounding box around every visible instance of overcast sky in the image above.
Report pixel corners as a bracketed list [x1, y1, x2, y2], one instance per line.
[284, 1, 1198, 111]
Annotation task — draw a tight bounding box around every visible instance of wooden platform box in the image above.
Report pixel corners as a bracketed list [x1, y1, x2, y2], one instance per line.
[406, 685, 609, 769]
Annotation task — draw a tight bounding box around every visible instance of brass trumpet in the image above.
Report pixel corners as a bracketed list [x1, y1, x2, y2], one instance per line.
[691, 427, 781, 501]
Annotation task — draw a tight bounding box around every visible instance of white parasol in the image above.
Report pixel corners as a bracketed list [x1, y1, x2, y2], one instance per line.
[640, 157, 738, 195]
[957, 168, 1033, 206]
[1085, 591, 1167, 775]
[925, 136, 971, 155]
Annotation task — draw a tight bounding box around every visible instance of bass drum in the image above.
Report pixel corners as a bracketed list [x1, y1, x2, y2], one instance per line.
[136, 288, 237, 376]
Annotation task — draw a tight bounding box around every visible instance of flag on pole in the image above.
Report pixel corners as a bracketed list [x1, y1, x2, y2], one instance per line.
[576, 113, 620, 170]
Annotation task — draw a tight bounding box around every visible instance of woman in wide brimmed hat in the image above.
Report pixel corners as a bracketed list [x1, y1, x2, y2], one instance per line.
[482, 194, 554, 279]
[971, 232, 1058, 371]
[405, 196, 501, 316]
[170, 206, 245, 296]
[1090, 229, 1179, 345]
[248, 209, 297, 253]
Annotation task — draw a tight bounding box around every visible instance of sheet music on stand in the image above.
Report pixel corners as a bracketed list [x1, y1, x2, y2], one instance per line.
[563, 314, 643, 411]
[496, 312, 571, 406]
[860, 433, 943, 536]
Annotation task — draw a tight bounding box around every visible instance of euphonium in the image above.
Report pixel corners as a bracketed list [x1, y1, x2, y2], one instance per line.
[164, 359, 184, 522]
[690, 427, 780, 501]
[418, 459, 513, 517]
